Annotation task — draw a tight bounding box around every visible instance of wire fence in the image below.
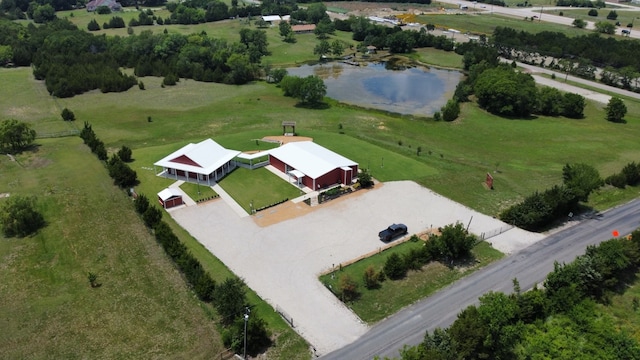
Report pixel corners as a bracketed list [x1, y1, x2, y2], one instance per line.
[276, 305, 294, 328]
[36, 129, 80, 139]
[480, 225, 514, 240]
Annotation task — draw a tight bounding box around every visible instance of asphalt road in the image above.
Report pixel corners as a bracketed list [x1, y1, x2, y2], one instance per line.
[322, 198, 640, 360]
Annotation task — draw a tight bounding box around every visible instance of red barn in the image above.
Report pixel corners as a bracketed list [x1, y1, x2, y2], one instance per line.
[268, 141, 358, 190]
[158, 188, 184, 209]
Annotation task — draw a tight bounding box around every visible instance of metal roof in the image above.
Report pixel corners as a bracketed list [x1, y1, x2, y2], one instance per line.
[268, 141, 357, 179]
[154, 139, 241, 175]
[158, 187, 182, 201]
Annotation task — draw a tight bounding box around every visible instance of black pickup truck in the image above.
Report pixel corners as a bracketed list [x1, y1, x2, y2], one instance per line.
[378, 223, 408, 242]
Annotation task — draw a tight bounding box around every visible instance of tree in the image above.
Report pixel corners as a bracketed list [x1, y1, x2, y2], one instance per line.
[214, 277, 247, 325]
[588, 9, 598, 16]
[474, 66, 538, 117]
[384, 252, 408, 280]
[562, 163, 603, 202]
[279, 21, 292, 38]
[331, 40, 345, 57]
[605, 96, 627, 123]
[607, 10, 618, 20]
[572, 18, 587, 28]
[60, 108, 75, 121]
[0, 119, 36, 153]
[595, 21, 615, 34]
[268, 68, 287, 84]
[254, 18, 267, 28]
[134, 193, 150, 214]
[562, 92, 586, 118]
[32, 4, 55, 23]
[0, 195, 45, 237]
[440, 99, 460, 122]
[338, 273, 359, 302]
[107, 156, 138, 188]
[363, 265, 381, 289]
[87, 18, 101, 31]
[299, 76, 326, 104]
[537, 87, 563, 116]
[142, 205, 162, 228]
[314, 40, 330, 59]
[117, 145, 133, 162]
[431, 222, 476, 260]
[314, 18, 335, 39]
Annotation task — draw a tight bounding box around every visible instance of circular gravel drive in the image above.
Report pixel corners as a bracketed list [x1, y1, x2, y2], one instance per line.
[169, 181, 543, 355]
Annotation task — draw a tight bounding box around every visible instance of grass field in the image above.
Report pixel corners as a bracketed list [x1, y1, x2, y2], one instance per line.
[0, 138, 224, 358]
[218, 167, 303, 213]
[180, 181, 218, 201]
[319, 240, 503, 323]
[544, 9, 640, 27]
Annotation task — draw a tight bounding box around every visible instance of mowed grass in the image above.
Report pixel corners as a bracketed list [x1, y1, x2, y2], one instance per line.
[180, 181, 218, 201]
[417, 13, 592, 36]
[319, 240, 503, 323]
[0, 137, 223, 358]
[545, 9, 640, 27]
[219, 167, 303, 213]
[412, 47, 464, 69]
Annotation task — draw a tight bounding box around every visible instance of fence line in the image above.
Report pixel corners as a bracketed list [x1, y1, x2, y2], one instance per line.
[37, 129, 80, 139]
[480, 225, 514, 240]
[276, 305, 294, 328]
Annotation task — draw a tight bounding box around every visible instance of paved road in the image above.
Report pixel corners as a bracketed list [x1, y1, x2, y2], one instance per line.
[322, 198, 640, 360]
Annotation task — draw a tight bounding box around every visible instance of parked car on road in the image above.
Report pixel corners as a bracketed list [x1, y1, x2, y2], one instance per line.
[378, 223, 408, 242]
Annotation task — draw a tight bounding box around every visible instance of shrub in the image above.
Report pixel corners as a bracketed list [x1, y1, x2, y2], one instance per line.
[117, 145, 133, 162]
[588, 9, 598, 16]
[142, 205, 162, 228]
[441, 99, 460, 122]
[363, 265, 381, 289]
[0, 195, 45, 237]
[61, 108, 76, 121]
[87, 18, 100, 31]
[622, 162, 640, 186]
[605, 172, 627, 189]
[163, 73, 179, 86]
[134, 194, 150, 214]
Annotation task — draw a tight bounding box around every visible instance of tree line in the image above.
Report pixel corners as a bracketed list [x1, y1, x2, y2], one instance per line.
[0, 17, 267, 97]
[492, 26, 640, 92]
[398, 228, 640, 360]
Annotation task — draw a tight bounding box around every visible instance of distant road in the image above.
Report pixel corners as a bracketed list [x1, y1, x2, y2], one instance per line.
[322, 199, 640, 359]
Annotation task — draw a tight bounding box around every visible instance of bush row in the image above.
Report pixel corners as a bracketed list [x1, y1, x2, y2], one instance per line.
[80, 122, 137, 188]
[605, 161, 640, 189]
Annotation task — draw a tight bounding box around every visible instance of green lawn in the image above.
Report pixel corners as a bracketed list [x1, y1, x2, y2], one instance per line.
[320, 240, 504, 323]
[180, 181, 218, 201]
[417, 13, 593, 36]
[218, 167, 303, 213]
[412, 47, 464, 69]
[0, 138, 223, 358]
[545, 8, 640, 27]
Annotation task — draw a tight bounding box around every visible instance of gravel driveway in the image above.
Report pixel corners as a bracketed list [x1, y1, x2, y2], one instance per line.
[170, 181, 542, 354]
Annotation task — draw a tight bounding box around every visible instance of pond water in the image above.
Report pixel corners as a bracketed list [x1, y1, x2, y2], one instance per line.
[286, 62, 462, 116]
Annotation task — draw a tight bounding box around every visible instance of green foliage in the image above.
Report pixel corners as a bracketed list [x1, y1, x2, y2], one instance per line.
[384, 252, 408, 280]
[331, 40, 345, 57]
[96, 5, 111, 14]
[87, 18, 100, 31]
[142, 205, 162, 228]
[107, 155, 138, 188]
[363, 265, 381, 289]
[595, 21, 616, 34]
[279, 75, 326, 105]
[605, 172, 628, 189]
[500, 185, 578, 231]
[117, 145, 133, 162]
[562, 92, 586, 119]
[357, 169, 374, 188]
[214, 277, 247, 325]
[474, 66, 537, 117]
[61, 107, 75, 121]
[605, 97, 627, 123]
[338, 273, 360, 302]
[622, 162, 640, 186]
[267, 68, 287, 84]
[134, 193, 150, 214]
[227, 312, 272, 355]
[313, 39, 330, 59]
[0, 195, 45, 237]
[588, 9, 598, 16]
[429, 222, 476, 260]
[562, 163, 603, 202]
[537, 87, 563, 116]
[162, 73, 179, 86]
[33, 4, 56, 23]
[0, 119, 36, 153]
[607, 10, 618, 20]
[278, 21, 292, 38]
[440, 99, 460, 122]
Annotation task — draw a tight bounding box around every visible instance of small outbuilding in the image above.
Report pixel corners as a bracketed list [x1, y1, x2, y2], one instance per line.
[86, 0, 122, 12]
[158, 188, 184, 209]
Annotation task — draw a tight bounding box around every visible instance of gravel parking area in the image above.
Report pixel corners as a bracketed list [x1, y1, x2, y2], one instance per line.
[170, 181, 543, 354]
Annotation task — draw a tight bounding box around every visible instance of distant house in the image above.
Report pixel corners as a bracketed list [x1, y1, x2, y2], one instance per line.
[292, 24, 316, 34]
[154, 139, 241, 185]
[268, 141, 358, 190]
[157, 188, 184, 209]
[366, 45, 377, 54]
[86, 0, 122, 12]
[262, 15, 282, 24]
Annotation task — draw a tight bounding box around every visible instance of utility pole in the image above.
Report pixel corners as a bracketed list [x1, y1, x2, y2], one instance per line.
[243, 307, 250, 359]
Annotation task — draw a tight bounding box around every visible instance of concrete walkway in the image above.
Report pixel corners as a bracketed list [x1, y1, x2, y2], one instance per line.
[211, 183, 250, 218]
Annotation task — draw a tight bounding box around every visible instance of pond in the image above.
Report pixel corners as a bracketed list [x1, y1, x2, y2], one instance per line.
[286, 62, 462, 117]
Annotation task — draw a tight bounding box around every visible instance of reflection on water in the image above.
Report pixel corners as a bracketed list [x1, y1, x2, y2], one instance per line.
[286, 63, 462, 116]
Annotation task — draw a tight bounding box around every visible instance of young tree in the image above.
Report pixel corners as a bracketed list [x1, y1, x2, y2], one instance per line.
[440, 99, 460, 122]
[268, 68, 287, 84]
[363, 265, 380, 289]
[607, 10, 618, 20]
[432, 222, 477, 260]
[0, 195, 45, 237]
[314, 40, 331, 59]
[562, 92, 586, 118]
[279, 21, 292, 38]
[61, 108, 76, 121]
[338, 273, 360, 302]
[384, 252, 408, 280]
[134, 193, 150, 214]
[0, 119, 36, 153]
[605, 96, 627, 123]
[562, 163, 603, 202]
[588, 9, 598, 16]
[357, 169, 374, 188]
[595, 21, 615, 34]
[142, 205, 162, 228]
[117, 145, 133, 162]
